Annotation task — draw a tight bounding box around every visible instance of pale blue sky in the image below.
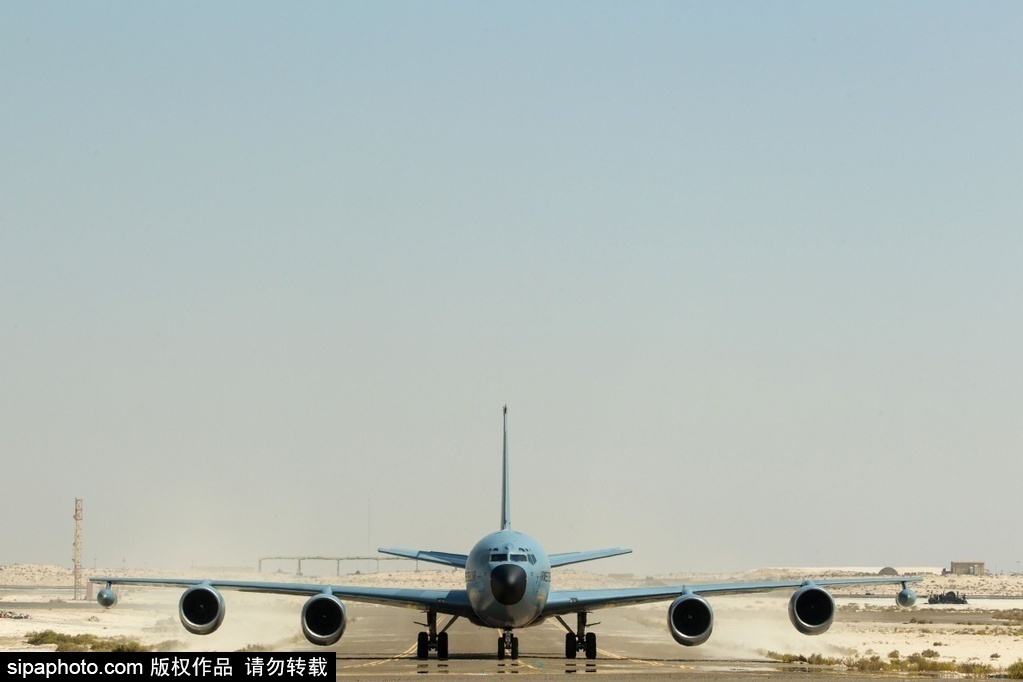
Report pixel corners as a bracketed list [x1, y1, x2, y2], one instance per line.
[2, 2, 1021, 574]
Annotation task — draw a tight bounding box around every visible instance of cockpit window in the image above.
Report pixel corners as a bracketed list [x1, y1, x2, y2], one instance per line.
[510, 554, 527, 562]
[490, 553, 508, 562]
[528, 554, 537, 565]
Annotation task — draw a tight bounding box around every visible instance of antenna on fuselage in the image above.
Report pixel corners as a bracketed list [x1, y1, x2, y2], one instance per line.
[501, 405, 511, 530]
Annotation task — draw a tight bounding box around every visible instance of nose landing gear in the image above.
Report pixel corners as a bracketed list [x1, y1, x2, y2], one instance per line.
[497, 629, 519, 659]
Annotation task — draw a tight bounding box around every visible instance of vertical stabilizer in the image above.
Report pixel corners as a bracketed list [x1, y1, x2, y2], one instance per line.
[501, 405, 511, 530]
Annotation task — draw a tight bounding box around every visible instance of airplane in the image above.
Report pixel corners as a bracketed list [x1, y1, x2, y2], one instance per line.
[92, 406, 920, 660]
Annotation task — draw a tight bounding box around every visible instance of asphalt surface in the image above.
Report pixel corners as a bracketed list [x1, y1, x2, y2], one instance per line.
[320, 602, 905, 680]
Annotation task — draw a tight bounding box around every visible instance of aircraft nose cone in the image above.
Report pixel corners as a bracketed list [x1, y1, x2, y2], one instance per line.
[491, 564, 527, 606]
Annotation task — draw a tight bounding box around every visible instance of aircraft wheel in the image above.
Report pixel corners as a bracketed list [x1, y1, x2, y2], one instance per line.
[585, 632, 597, 659]
[497, 637, 505, 660]
[565, 633, 577, 659]
[437, 631, 448, 660]
[511, 636, 519, 659]
[416, 632, 429, 659]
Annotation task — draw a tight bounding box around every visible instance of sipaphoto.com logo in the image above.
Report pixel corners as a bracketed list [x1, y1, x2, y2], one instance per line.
[6, 656, 142, 678]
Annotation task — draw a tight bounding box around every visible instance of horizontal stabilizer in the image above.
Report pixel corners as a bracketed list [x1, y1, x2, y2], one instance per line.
[549, 547, 632, 568]
[377, 547, 468, 568]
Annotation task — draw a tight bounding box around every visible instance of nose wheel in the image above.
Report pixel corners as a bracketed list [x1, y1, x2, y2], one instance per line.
[558, 612, 598, 659]
[497, 629, 519, 659]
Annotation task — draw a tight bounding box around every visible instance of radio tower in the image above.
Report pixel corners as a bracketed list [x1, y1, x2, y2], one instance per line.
[72, 498, 83, 600]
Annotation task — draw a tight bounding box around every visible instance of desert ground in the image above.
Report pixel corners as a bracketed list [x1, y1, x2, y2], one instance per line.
[3, 563, 1022, 677]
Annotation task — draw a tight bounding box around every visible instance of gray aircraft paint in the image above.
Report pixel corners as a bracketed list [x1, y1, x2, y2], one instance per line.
[465, 529, 549, 628]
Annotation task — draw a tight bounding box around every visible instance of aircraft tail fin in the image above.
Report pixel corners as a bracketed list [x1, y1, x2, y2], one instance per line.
[501, 405, 511, 530]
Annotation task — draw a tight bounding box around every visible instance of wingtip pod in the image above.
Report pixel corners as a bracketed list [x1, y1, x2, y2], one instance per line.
[97, 587, 117, 608]
[897, 586, 917, 608]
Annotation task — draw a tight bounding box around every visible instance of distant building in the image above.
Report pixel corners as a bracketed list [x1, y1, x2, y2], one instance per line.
[948, 561, 985, 576]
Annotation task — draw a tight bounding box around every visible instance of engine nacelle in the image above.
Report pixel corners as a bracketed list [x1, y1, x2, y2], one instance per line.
[97, 587, 117, 608]
[667, 593, 714, 646]
[301, 593, 347, 646]
[788, 583, 834, 636]
[179, 584, 226, 636]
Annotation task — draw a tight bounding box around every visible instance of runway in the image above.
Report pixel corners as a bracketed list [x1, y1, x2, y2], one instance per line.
[317, 600, 907, 679]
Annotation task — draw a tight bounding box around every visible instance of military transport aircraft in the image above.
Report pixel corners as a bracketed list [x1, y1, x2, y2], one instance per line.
[92, 407, 920, 660]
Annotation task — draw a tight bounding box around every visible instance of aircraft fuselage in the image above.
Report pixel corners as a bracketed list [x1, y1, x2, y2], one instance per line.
[465, 529, 550, 628]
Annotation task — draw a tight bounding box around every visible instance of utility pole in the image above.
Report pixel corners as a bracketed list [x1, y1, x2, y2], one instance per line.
[72, 498, 83, 600]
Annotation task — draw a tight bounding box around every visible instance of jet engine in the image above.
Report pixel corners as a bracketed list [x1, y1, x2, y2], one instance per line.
[179, 584, 226, 636]
[667, 593, 714, 646]
[301, 593, 347, 646]
[788, 583, 834, 635]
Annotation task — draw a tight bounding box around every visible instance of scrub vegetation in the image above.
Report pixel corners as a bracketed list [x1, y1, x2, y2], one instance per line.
[761, 649, 1006, 676]
[994, 609, 1023, 623]
[25, 630, 304, 654]
[25, 630, 148, 652]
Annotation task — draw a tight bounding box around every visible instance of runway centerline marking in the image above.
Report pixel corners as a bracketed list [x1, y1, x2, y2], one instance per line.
[337, 643, 418, 669]
[598, 647, 665, 666]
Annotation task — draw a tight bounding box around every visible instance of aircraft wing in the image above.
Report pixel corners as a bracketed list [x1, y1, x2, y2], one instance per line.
[89, 577, 473, 618]
[548, 548, 632, 567]
[376, 548, 469, 568]
[542, 575, 921, 616]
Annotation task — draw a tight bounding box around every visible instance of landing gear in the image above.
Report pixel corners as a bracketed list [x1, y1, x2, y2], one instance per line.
[557, 612, 598, 660]
[437, 631, 448, 659]
[497, 629, 519, 659]
[415, 609, 457, 659]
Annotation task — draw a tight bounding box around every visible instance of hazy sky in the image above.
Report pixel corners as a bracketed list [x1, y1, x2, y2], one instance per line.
[2, 2, 1021, 576]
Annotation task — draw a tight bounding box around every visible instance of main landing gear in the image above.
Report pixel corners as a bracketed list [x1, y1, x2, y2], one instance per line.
[415, 610, 458, 659]
[496, 629, 519, 660]
[556, 612, 597, 659]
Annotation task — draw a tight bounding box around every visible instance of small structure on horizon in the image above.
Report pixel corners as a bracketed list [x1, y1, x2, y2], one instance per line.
[258, 555, 415, 575]
[946, 561, 985, 576]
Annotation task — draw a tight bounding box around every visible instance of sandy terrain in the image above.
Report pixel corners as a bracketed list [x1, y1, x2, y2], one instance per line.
[3, 563, 1021, 672]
